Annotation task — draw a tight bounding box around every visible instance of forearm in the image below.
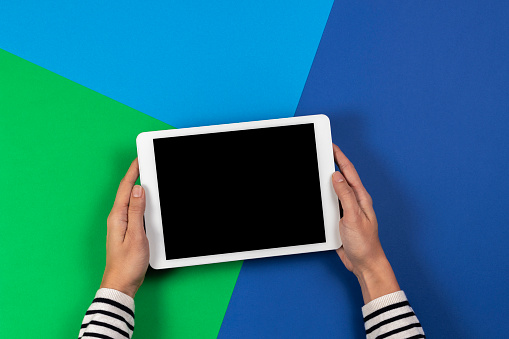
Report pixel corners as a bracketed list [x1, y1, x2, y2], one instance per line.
[356, 257, 400, 304]
[79, 288, 135, 339]
[357, 259, 424, 338]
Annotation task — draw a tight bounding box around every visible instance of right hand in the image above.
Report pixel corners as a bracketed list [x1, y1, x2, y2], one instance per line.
[331, 144, 400, 303]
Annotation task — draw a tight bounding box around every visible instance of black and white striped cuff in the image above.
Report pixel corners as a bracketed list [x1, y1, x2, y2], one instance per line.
[362, 290, 425, 339]
[79, 288, 135, 339]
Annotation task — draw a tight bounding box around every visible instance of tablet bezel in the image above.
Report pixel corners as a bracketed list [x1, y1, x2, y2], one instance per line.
[137, 114, 341, 269]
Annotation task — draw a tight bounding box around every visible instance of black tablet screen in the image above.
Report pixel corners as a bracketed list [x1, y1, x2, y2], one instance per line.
[153, 123, 326, 260]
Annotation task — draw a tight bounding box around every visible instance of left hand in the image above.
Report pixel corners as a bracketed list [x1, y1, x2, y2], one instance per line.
[100, 158, 149, 298]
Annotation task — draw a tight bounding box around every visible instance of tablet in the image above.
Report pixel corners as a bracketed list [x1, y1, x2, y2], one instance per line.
[136, 114, 341, 269]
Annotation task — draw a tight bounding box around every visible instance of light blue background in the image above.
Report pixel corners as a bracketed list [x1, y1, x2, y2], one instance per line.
[0, 1, 333, 127]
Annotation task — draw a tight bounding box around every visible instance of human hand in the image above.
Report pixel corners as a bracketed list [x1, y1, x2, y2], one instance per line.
[331, 144, 400, 303]
[100, 158, 149, 298]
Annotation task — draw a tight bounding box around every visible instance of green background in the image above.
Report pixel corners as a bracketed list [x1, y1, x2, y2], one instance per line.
[0, 49, 242, 338]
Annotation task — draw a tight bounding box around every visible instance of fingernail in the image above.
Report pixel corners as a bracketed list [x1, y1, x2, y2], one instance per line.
[333, 171, 344, 182]
[133, 185, 142, 197]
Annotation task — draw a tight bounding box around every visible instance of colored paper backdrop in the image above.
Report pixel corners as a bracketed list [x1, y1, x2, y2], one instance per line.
[1, 1, 508, 338]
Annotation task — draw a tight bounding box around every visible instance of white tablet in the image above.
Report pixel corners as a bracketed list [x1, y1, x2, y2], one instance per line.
[136, 114, 341, 269]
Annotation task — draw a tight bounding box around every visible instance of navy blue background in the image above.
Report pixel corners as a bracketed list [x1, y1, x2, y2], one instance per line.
[220, 1, 509, 338]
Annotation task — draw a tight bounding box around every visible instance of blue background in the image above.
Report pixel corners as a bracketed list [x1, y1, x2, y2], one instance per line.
[220, 1, 509, 338]
[1, 0, 508, 338]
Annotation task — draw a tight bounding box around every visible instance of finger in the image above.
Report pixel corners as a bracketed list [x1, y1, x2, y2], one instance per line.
[126, 185, 147, 240]
[332, 171, 360, 219]
[332, 143, 364, 189]
[111, 158, 140, 215]
[332, 144, 373, 210]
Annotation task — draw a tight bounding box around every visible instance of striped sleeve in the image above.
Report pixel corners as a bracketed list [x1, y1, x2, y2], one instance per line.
[362, 290, 425, 339]
[79, 288, 135, 339]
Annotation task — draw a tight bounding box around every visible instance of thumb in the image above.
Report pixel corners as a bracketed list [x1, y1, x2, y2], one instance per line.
[332, 171, 359, 218]
[127, 185, 146, 237]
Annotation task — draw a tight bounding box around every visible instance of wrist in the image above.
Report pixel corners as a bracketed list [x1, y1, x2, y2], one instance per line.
[356, 257, 400, 304]
[100, 279, 138, 298]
